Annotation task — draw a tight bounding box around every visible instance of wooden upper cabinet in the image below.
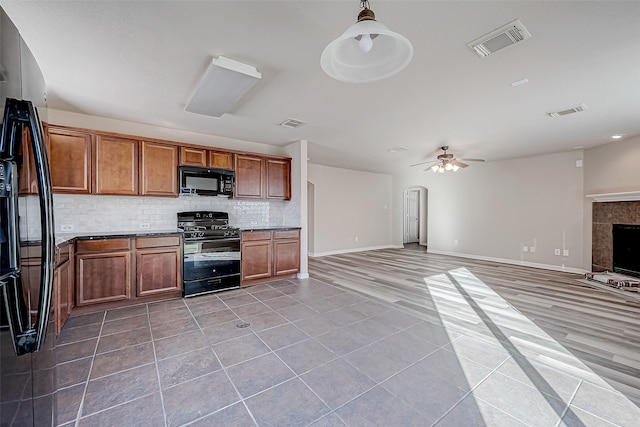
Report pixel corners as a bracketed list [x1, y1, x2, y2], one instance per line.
[266, 158, 291, 200]
[179, 146, 207, 167]
[18, 127, 38, 195]
[46, 127, 92, 194]
[210, 151, 234, 170]
[235, 154, 264, 199]
[140, 141, 178, 196]
[93, 135, 139, 195]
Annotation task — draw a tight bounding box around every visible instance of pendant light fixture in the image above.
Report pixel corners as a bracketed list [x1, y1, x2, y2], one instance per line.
[321, 0, 413, 83]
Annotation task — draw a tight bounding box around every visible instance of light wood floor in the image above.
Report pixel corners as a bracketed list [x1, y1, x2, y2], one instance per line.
[309, 247, 640, 407]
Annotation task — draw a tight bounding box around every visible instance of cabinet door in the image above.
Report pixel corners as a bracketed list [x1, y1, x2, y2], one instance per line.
[274, 238, 300, 276]
[136, 247, 181, 297]
[241, 240, 272, 282]
[54, 259, 72, 334]
[140, 141, 178, 196]
[209, 151, 234, 170]
[46, 127, 92, 194]
[235, 154, 264, 198]
[76, 251, 131, 306]
[94, 135, 138, 195]
[179, 146, 207, 167]
[266, 158, 291, 200]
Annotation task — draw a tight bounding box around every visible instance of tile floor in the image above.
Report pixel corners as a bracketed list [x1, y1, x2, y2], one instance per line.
[50, 275, 640, 426]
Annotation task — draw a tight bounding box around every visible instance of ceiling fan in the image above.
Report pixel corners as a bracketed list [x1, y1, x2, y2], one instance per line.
[410, 146, 485, 173]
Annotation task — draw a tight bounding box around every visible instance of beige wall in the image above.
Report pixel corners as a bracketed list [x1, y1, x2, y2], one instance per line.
[582, 135, 640, 269]
[393, 150, 585, 272]
[584, 136, 640, 195]
[307, 164, 394, 255]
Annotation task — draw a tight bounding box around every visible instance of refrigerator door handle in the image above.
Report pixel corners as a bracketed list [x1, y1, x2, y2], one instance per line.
[1, 99, 55, 354]
[26, 101, 56, 352]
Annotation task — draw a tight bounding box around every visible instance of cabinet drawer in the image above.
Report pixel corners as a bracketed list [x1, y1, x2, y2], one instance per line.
[136, 236, 181, 249]
[242, 231, 272, 241]
[274, 230, 299, 240]
[76, 238, 131, 253]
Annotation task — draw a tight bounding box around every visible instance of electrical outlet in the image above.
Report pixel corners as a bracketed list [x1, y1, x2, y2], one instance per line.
[139, 223, 150, 229]
[530, 247, 536, 253]
[563, 249, 569, 256]
[554, 249, 561, 256]
[60, 224, 74, 232]
[523, 246, 528, 252]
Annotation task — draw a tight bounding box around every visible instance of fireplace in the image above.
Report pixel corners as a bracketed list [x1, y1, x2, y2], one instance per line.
[592, 201, 640, 273]
[612, 224, 640, 278]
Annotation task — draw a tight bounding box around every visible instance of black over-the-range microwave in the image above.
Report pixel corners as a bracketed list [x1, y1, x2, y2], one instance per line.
[179, 165, 235, 197]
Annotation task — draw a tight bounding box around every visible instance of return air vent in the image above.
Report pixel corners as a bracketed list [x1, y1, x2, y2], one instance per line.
[279, 118, 305, 128]
[546, 104, 588, 118]
[468, 19, 531, 57]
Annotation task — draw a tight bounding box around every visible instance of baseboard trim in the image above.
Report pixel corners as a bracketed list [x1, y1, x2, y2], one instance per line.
[427, 249, 588, 275]
[309, 245, 401, 258]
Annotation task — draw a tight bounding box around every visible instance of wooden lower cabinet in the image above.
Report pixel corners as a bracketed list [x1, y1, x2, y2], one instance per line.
[76, 251, 132, 306]
[241, 239, 273, 281]
[54, 248, 74, 334]
[74, 235, 182, 310]
[241, 229, 299, 286]
[136, 236, 181, 297]
[274, 238, 300, 276]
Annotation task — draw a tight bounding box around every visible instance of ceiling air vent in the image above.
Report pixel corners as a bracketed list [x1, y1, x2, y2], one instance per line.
[279, 118, 305, 128]
[467, 19, 531, 57]
[546, 104, 588, 118]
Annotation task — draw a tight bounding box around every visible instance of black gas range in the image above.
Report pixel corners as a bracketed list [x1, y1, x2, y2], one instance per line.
[177, 211, 241, 297]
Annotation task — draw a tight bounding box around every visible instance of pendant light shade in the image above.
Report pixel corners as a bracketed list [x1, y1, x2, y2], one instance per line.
[321, 1, 413, 83]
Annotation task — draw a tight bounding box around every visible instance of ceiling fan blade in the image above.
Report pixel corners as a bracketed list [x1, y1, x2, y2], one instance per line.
[451, 160, 469, 168]
[459, 158, 485, 162]
[410, 159, 436, 167]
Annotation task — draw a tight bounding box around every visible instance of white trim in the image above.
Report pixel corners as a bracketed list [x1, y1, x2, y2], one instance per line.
[586, 191, 640, 202]
[309, 245, 402, 257]
[427, 249, 588, 275]
[296, 273, 310, 279]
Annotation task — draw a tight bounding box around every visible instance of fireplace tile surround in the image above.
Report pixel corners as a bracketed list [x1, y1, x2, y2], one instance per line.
[592, 201, 640, 272]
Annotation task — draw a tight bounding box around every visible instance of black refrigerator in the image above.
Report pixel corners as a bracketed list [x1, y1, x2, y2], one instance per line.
[1, 7, 58, 426]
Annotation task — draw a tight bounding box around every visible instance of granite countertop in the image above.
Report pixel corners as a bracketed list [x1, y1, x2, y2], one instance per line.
[240, 226, 301, 232]
[55, 229, 183, 246]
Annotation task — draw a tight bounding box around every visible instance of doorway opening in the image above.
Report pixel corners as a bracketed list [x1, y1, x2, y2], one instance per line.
[403, 186, 428, 250]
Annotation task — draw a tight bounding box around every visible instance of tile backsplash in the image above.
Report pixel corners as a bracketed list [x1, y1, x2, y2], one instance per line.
[51, 194, 300, 234]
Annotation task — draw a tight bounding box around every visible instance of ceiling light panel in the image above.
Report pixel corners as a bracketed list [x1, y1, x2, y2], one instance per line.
[185, 56, 261, 118]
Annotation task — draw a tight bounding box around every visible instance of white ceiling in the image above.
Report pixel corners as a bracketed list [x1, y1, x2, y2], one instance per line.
[2, 1, 640, 174]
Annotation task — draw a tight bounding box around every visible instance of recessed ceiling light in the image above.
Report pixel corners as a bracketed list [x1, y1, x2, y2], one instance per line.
[510, 78, 529, 87]
[610, 134, 625, 139]
[387, 147, 408, 153]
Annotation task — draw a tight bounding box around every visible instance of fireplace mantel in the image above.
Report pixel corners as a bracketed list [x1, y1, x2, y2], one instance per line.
[586, 191, 640, 202]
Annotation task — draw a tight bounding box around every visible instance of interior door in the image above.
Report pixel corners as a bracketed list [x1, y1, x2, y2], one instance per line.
[405, 189, 420, 243]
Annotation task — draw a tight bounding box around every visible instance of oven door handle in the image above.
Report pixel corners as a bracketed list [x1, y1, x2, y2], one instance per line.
[184, 252, 241, 261]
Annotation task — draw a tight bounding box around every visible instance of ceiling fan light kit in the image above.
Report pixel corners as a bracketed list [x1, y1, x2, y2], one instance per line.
[412, 146, 485, 173]
[321, 0, 414, 83]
